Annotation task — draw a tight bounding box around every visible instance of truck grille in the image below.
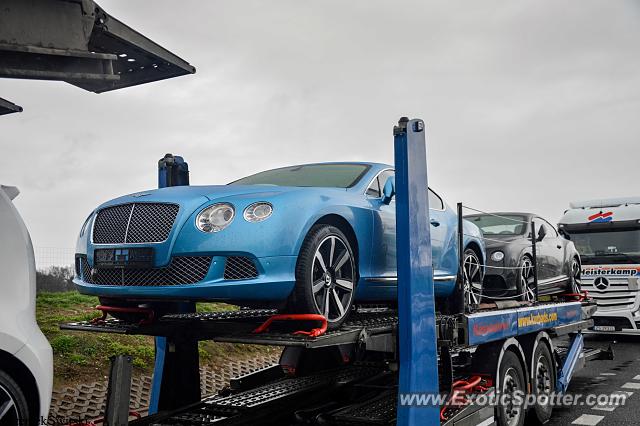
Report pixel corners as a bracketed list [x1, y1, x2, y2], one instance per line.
[92, 203, 179, 244]
[224, 256, 259, 280]
[79, 256, 212, 286]
[581, 279, 640, 312]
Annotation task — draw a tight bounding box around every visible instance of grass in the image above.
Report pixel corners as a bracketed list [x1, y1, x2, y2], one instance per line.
[37, 292, 279, 388]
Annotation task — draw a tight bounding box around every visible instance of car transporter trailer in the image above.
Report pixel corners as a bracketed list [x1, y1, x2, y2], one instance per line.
[62, 117, 610, 426]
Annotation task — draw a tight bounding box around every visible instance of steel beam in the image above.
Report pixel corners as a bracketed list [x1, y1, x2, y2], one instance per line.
[0, 0, 195, 93]
[394, 117, 440, 425]
[0, 97, 23, 115]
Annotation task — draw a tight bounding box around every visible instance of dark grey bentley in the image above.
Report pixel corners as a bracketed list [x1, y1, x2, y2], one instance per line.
[464, 212, 581, 302]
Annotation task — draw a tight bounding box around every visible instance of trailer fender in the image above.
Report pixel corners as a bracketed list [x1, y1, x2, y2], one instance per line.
[472, 337, 529, 390]
[519, 331, 556, 390]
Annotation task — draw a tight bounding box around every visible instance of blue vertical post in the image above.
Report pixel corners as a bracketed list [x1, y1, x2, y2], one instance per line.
[394, 117, 440, 425]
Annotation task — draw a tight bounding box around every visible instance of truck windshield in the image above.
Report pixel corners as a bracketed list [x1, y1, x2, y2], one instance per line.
[229, 164, 370, 188]
[465, 214, 528, 236]
[569, 229, 640, 264]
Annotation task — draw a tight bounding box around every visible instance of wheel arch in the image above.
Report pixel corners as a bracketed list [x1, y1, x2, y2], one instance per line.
[464, 241, 484, 266]
[312, 214, 359, 273]
[0, 349, 39, 422]
[473, 337, 529, 392]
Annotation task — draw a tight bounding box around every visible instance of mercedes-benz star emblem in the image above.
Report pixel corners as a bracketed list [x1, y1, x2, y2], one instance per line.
[594, 276, 609, 290]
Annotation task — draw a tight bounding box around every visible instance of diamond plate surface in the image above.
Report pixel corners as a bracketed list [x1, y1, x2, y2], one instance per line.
[49, 353, 280, 421]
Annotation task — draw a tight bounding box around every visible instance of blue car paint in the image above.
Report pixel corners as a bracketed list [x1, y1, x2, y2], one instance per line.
[74, 162, 485, 303]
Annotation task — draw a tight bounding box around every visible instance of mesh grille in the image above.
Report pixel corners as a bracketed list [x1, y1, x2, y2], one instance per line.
[92, 203, 179, 244]
[224, 256, 259, 280]
[92, 204, 132, 244]
[80, 256, 211, 286]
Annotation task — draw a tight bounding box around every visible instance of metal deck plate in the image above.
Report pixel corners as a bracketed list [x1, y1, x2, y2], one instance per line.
[61, 308, 398, 348]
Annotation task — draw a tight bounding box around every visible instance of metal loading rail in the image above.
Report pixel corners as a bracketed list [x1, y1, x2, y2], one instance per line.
[60, 300, 606, 425]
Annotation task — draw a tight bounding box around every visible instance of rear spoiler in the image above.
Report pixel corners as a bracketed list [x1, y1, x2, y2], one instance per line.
[1, 185, 19, 200]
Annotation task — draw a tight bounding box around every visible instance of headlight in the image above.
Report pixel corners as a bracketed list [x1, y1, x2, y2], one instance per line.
[491, 251, 505, 262]
[196, 203, 235, 232]
[243, 202, 273, 222]
[79, 213, 93, 237]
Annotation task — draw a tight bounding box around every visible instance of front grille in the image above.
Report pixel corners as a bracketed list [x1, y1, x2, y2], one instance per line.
[224, 256, 259, 280]
[581, 279, 640, 312]
[80, 256, 212, 286]
[92, 203, 179, 244]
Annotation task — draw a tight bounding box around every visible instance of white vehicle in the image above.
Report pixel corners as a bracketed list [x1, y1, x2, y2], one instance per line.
[559, 197, 640, 333]
[0, 185, 53, 424]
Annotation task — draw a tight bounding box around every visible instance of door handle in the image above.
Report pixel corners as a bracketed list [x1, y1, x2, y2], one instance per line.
[557, 245, 562, 249]
[430, 219, 440, 227]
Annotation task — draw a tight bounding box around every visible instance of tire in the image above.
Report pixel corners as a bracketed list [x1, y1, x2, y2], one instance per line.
[496, 351, 526, 426]
[461, 248, 484, 307]
[0, 370, 30, 426]
[516, 256, 536, 302]
[569, 257, 582, 295]
[289, 225, 357, 330]
[528, 342, 555, 424]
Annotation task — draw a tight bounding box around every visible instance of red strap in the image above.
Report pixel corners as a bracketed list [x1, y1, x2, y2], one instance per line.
[252, 314, 328, 337]
[92, 305, 155, 325]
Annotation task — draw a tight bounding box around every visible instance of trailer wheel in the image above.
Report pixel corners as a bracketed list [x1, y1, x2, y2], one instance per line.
[497, 351, 526, 426]
[529, 343, 555, 424]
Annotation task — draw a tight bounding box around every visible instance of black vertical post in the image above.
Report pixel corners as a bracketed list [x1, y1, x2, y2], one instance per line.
[531, 220, 539, 300]
[457, 202, 466, 313]
[104, 355, 132, 426]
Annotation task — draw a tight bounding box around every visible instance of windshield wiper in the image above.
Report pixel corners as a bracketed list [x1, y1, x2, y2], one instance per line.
[592, 252, 638, 263]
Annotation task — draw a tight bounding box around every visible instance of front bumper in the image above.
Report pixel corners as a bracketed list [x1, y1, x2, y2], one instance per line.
[74, 255, 297, 303]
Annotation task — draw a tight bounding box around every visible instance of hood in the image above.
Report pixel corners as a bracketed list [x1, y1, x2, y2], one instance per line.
[483, 234, 527, 249]
[99, 184, 344, 208]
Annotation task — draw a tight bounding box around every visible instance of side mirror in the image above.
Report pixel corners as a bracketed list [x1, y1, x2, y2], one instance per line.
[382, 176, 395, 205]
[558, 228, 570, 240]
[537, 226, 547, 242]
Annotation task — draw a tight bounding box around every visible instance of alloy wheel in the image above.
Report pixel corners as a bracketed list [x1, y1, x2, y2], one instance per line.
[311, 235, 355, 322]
[571, 259, 582, 293]
[463, 251, 483, 306]
[0, 383, 19, 426]
[520, 258, 535, 302]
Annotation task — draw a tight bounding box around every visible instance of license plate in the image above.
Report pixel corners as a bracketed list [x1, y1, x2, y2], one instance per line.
[94, 248, 154, 268]
[593, 325, 616, 332]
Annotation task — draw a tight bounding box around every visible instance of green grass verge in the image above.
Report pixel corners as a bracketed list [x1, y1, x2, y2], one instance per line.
[37, 292, 278, 387]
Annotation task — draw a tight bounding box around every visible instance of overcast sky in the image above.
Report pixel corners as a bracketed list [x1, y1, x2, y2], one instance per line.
[2, 0, 640, 252]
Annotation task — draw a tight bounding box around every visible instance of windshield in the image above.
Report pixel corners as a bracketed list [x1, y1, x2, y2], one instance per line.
[568, 229, 640, 264]
[230, 164, 370, 188]
[466, 214, 528, 236]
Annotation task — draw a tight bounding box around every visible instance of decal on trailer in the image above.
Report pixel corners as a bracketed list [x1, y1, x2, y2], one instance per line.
[467, 303, 582, 345]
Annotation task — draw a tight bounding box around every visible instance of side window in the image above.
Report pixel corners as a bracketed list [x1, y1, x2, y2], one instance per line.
[366, 177, 381, 197]
[368, 170, 394, 199]
[428, 188, 444, 210]
[543, 220, 558, 237]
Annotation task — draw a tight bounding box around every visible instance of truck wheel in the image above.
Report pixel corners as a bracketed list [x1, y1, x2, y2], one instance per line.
[496, 351, 526, 426]
[0, 370, 30, 426]
[290, 225, 356, 330]
[529, 343, 555, 423]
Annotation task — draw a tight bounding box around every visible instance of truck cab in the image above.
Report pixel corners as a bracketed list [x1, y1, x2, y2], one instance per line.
[559, 197, 640, 332]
